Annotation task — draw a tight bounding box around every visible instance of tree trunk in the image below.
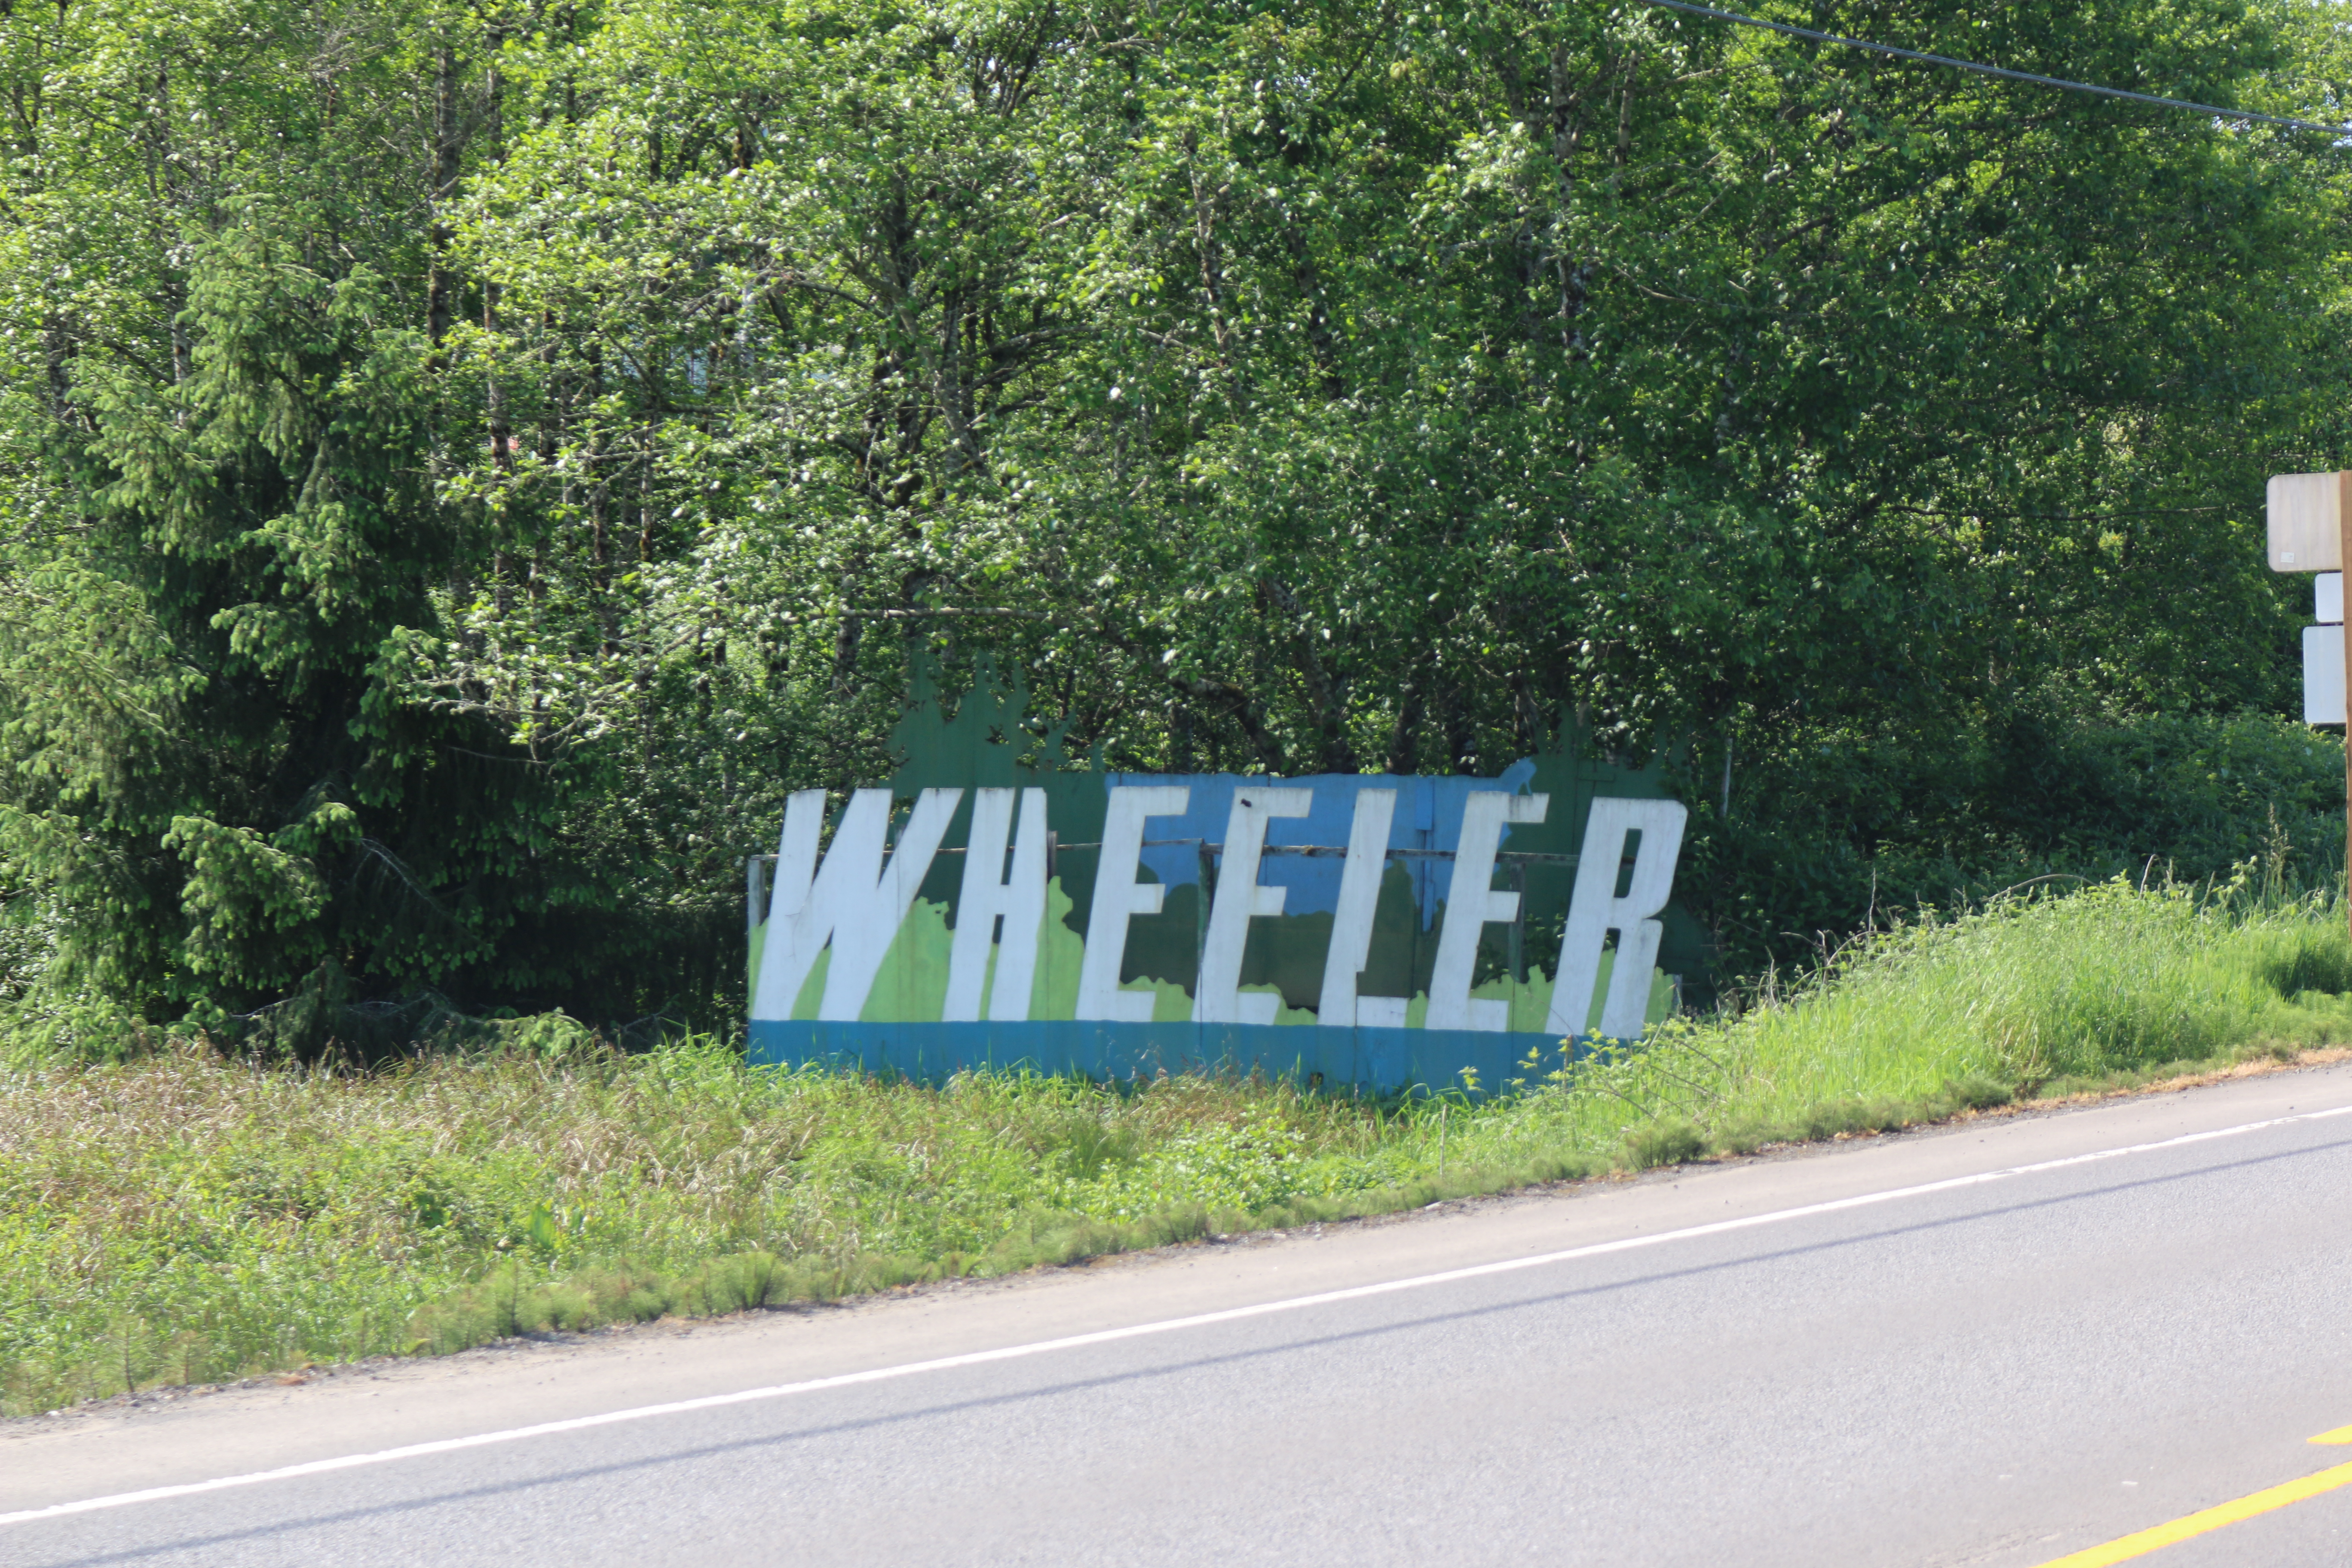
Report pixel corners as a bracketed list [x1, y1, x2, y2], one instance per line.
[425, 45, 462, 350]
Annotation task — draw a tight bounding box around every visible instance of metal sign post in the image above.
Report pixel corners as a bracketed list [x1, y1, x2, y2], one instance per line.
[2267, 471, 2352, 942]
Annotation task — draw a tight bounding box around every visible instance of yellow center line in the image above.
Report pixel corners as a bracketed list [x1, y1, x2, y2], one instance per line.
[2034, 1443, 2352, 1567]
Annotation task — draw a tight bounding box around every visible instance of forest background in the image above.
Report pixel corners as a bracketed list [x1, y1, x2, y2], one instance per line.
[4, 0, 2352, 1054]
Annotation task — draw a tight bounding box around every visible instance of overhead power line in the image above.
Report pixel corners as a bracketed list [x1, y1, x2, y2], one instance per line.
[1637, 0, 2349, 138]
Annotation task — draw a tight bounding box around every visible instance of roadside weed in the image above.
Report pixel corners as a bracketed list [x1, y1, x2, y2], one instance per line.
[6, 876, 2350, 1415]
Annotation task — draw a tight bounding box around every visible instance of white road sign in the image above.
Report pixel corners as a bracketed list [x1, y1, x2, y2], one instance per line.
[2306, 572, 2346, 725]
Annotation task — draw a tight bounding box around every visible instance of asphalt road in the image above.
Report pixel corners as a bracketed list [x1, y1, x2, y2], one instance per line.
[11, 1063, 2352, 1568]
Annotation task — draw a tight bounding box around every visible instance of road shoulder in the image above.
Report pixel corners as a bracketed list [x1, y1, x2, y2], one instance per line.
[10, 1057, 2352, 1515]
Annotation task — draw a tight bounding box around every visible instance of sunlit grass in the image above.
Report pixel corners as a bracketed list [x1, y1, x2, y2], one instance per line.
[1565, 876, 2352, 1146]
[6, 875, 2350, 1416]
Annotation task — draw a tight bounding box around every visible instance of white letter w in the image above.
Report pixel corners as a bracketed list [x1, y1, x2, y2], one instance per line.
[750, 787, 960, 1022]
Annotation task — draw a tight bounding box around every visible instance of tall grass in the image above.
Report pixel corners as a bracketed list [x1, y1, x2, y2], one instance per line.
[1532, 876, 2352, 1147]
[6, 876, 2350, 1417]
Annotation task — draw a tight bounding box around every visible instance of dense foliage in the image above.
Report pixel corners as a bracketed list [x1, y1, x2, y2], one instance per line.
[4, 0, 2351, 1042]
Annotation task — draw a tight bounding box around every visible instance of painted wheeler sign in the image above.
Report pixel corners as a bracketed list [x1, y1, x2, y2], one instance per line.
[746, 677, 1704, 1095]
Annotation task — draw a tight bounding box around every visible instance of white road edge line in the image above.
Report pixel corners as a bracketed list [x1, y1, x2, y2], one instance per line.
[10, 1100, 2352, 1528]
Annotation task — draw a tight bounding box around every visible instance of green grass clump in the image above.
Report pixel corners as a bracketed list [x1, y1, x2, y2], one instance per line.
[6, 875, 2352, 1416]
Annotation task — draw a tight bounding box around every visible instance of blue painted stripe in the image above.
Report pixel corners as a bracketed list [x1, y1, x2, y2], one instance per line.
[1103, 764, 1542, 923]
[745, 1019, 1595, 1096]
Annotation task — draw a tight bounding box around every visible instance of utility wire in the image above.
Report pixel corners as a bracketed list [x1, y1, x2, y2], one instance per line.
[1638, 0, 2349, 138]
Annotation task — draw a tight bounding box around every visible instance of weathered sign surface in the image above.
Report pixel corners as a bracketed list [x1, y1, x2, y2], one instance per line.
[746, 673, 1705, 1094]
[2268, 471, 2351, 572]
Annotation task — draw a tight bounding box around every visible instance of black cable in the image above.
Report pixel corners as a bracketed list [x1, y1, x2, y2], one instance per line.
[1637, 0, 2349, 138]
